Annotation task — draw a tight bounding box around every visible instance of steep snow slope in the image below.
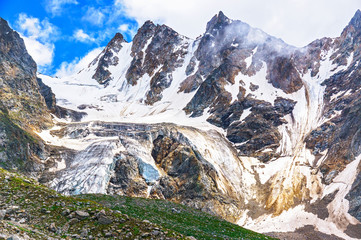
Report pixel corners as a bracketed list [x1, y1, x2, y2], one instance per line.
[40, 39, 215, 129]
[38, 10, 361, 239]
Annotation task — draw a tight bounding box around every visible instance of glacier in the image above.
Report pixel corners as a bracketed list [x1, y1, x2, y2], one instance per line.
[35, 10, 361, 239]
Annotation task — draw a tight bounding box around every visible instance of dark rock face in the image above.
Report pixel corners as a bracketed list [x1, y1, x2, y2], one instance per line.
[206, 100, 244, 129]
[149, 133, 244, 222]
[151, 135, 220, 198]
[195, 11, 242, 76]
[0, 18, 54, 172]
[346, 163, 361, 221]
[125, 21, 156, 85]
[0, 111, 44, 173]
[109, 153, 148, 197]
[0, 18, 36, 81]
[340, 9, 361, 41]
[37, 77, 57, 111]
[226, 97, 297, 162]
[184, 63, 239, 118]
[178, 72, 203, 93]
[92, 33, 126, 86]
[150, 131, 244, 222]
[54, 106, 87, 122]
[267, 56, 303, 94]
[125, 22, 189, 104]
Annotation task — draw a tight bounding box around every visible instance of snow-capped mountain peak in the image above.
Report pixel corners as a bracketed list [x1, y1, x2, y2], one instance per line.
[37, 10, 361, 239]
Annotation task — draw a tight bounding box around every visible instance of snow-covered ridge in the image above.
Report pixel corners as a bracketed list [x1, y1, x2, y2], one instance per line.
[40, 37, 207, 127]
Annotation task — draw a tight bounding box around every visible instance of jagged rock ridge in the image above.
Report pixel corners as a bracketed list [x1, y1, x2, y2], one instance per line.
[0, 18, 55, 173]
[0, 18, 86, 175]
[0, 18, 52, 130]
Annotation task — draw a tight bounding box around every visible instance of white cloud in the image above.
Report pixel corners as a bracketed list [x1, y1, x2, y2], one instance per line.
[82, 7, 106, 26]
[16, 14, 58, 70]
[117, 23, 137, 38]
[55, 47, 103, 78]
[118, 24, 129, 32]
[118, 0, 361, 47]
[73, 29, 96, 43]
[16, 13, 58, 41]
[45, 0, 79, 17]
[21, 36, 55, 71]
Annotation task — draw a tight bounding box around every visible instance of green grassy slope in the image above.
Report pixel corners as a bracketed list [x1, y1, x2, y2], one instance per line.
[0, 167, 184, 239]
[0, 166, 276, 239]
[80, 194, 276, 240]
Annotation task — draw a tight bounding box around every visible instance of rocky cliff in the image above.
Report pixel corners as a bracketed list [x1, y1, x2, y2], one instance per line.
[0, 18, 52, 130]
[0, 18, 56, 173]
[0, 18, 86, 176]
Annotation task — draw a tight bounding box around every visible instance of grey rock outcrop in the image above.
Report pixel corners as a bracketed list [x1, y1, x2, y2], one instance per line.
[91, 33, 127, 86]
[0, 18, 52, 130]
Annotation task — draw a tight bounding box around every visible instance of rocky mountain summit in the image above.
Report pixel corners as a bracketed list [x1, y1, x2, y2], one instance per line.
[0, 18, 85, 174]
[0, 17, 55, 174]
[0, 18, 52, 130]
[1, 10, 361, 240]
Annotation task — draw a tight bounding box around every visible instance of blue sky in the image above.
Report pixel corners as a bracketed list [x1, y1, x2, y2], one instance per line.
[0, 0, 138, 75]
[0, 0, 360, 77]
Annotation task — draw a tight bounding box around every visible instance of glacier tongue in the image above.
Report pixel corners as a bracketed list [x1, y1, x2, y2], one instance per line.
[50, 140, 120, 195]
[40, 122, 162, 195]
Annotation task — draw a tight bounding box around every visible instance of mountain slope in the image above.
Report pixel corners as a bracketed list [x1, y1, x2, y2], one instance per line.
[0, 18, 56, 174]
[26, 10, 361, 239]
[0, 18, 52, 131]
[0, 166, 274, 240]
[80, 194, 275, 240]
[0, 167, 192, 239]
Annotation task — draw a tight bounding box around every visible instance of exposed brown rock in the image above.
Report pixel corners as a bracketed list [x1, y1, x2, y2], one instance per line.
[150, 134, 243, 222]
[267, 56, 303, 94]
[178, 74, 203, 93]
